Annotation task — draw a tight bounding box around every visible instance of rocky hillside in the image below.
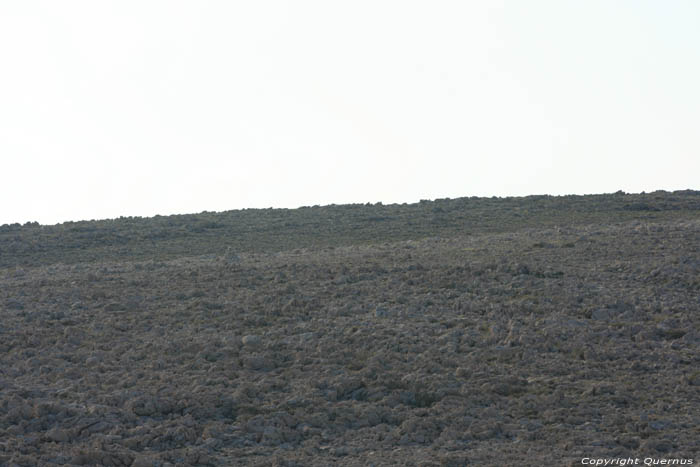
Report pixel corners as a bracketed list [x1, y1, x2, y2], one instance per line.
[1, 191, 698, 465]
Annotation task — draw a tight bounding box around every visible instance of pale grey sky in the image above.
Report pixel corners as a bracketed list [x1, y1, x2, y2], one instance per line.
[1, 1, 698, 225]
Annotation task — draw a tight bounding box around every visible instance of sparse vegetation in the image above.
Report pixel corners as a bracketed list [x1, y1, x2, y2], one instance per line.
[2, 190, 699, 268]
[0, 191, 699, 465]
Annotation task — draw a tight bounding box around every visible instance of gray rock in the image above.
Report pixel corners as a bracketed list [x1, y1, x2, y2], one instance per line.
[243, 355, 273, 370]
[242, 335, 261, 347]
[104, 302, 124, 312]
[300, 332, 314, 342]
[85, 356, 100, 366]
[591, 309, 611, 321]
[45, 427, 70, 443]
[649, 420, 670, 430]
[5, 299, 24, 311]
[641, 438, 673, 453]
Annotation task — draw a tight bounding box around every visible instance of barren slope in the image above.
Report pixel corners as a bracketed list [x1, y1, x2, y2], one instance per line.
[1, 192, 699, 466]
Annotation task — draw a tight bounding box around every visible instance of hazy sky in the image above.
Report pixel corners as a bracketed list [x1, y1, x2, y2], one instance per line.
[1, 1, 698, 225]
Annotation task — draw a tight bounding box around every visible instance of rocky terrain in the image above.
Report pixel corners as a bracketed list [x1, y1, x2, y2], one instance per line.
[1, 191, 699, 465]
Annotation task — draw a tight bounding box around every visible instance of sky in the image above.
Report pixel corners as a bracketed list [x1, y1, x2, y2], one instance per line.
[1, 1, 698, 225]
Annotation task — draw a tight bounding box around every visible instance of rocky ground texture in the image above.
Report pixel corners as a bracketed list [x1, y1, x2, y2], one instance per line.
[1, 193, 699, 465]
